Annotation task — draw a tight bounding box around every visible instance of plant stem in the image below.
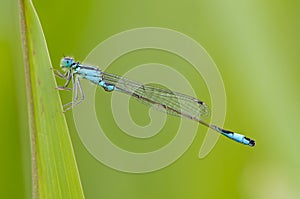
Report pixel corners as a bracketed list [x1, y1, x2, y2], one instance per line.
[19, 0, 38, 198]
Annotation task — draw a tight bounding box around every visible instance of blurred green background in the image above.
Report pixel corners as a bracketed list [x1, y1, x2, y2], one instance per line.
[1, 0, 300, 198]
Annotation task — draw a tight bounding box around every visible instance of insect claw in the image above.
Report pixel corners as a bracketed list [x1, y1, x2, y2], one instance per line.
[56, 86, 72, 91]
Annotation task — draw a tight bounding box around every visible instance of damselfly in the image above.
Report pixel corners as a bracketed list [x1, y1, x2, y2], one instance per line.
[54, 57, 255, 147]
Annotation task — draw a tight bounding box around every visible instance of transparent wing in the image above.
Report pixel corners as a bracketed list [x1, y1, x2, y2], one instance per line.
[102, 72, 210, 121]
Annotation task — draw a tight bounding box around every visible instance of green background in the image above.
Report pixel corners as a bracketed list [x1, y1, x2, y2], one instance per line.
[1, 0, 300, 198]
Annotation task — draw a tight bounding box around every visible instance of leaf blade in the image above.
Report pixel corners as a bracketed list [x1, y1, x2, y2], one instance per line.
[19, 0, 85, 198]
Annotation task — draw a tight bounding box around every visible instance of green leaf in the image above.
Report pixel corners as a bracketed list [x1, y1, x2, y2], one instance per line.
[19, 0, 85, 198]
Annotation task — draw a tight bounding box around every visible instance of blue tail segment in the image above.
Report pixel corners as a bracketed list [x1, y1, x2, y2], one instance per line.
[220, 129, 255, 147]
[210, 125, 255, 147]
